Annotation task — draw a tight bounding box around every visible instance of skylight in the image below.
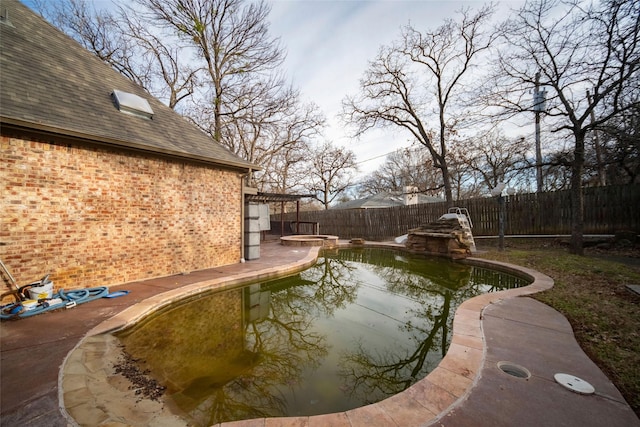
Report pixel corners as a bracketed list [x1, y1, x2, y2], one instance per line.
[111, 89, 154, 119]
[0, 8, 14, 27]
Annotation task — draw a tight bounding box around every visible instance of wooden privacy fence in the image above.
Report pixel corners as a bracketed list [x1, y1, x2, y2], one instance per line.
[273, 184, 640, 241]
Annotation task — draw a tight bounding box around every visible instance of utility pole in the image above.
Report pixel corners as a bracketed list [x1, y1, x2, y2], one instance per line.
[533, 72, 546, 192]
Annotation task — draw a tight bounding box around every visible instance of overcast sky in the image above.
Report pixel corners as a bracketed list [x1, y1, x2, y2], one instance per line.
[23, 0, 526, 180]
[268, 0, 467, 177]
[266, 0, 526, 180]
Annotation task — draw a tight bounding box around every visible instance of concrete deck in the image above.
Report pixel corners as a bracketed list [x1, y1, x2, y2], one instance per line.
[1, 242, 638, 426]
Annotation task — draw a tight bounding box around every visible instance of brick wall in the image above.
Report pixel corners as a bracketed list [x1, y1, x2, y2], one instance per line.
[1, 134, 243, 293]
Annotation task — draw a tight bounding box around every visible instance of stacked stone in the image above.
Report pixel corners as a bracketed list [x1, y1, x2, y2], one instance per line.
[405, 218, 471, 259]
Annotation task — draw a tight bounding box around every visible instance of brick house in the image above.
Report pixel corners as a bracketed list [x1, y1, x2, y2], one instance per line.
[0, 0, 259, 293]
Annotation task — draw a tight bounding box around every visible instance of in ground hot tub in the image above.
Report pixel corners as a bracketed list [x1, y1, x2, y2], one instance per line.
[280, 234, 339, 248]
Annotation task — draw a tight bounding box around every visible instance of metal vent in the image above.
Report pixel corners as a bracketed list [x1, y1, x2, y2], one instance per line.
[111, 89, 154, 119]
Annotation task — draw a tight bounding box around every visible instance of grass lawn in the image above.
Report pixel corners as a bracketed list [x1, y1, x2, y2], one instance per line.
[475, 241, 640, 417]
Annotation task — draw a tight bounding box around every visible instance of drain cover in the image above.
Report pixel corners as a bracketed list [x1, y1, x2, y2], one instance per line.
[497, 361, 531, 379]
[554, 373, 595, 395]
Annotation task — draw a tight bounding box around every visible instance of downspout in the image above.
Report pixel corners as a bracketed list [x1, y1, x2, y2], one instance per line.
[240, 170, 249, 263]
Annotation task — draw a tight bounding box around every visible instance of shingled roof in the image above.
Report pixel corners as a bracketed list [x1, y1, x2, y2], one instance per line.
[0, 0, 257, 171]
[331, 191, 444, 209]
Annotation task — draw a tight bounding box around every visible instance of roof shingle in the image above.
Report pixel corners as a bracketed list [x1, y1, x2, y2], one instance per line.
[0, 0, 256, 171]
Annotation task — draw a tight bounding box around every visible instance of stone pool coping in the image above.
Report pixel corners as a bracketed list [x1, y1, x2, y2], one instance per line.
[60, 242, 554, 426]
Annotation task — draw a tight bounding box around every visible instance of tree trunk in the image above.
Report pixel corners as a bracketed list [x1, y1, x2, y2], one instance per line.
[324, 181, 330, 210]
[442, 164, 453, 206]
[439, 106, 453, 205]
[570, 132, 585, 255]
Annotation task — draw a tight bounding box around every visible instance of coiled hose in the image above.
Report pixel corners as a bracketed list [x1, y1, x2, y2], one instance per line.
[1, 286, 109, 319]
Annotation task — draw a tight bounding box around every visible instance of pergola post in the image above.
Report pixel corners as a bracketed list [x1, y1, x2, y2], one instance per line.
[244, 192, 313, 238]
[280, 201, 285, 237]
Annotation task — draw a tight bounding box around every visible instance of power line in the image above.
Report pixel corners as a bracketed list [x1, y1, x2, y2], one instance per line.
[355, 144, 424, 166]
[355, 151, 394, 165]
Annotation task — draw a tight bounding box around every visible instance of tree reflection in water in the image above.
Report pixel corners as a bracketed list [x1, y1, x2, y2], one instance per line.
[116, 248, 527, 426]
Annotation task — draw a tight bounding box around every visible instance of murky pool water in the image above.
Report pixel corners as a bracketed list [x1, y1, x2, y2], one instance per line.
[116, 248, 527, 425]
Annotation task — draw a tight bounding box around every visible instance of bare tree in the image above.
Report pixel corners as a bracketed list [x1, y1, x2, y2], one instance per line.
[600, 104, 640, 185]
[455, 130, 532, 193]
[357, 147, 443, 197]
[260, 140, 311, 194]
[132, 0, 285, 143]
[34, 0, 198, 109]
[543, 150, 575, 190]
[488, 0, 640, 254]
[343, 5, 496, 204]
[118, 5, 200, 109]
[34, 0, 142, 84]
[307, 143, 358, 209]
[129, 0, 326, 187]
[240, 96, 325, 191]
[597, 72, 640, 185]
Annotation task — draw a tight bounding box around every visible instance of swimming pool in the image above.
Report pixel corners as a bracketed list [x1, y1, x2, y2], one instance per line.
[116, 248, 528, 426]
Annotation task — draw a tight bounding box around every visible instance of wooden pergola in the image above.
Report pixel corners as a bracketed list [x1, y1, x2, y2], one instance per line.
[245, 192, 316, 236]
